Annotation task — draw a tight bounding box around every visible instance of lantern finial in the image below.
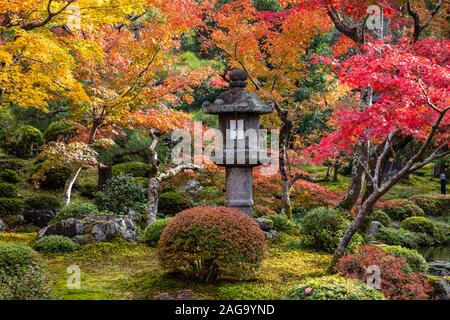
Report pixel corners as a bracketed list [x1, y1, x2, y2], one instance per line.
[230, 69, 248, 88]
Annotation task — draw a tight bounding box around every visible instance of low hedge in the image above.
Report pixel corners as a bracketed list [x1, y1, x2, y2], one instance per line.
[283, 275, 385, 300]
[0, 198, 25, 217]
[112, 162, 154, 178]
[0, 183, 18, 198]
[34, 235, 78, 253]
[143, 218, 172, 247]
[24, 194, 61, 212]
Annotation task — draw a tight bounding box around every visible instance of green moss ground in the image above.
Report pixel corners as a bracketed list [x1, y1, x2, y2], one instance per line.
[0, 233, 330, 300]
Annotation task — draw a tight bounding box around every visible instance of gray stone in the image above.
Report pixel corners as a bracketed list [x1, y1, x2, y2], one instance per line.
[179, 179, 203, 197]
[39, 214, 138, 243]
[428, 261, 450, 276]
[39, 218, 86, 238]
[367, 221, 385, 237]
[72, 234, 95, 245]
[256, 217, 274, 232]
[434, 279, 450, 300]
[264, 230, 280, 242]
[23, 209, 55, 227]
[0, 219, 5, 233]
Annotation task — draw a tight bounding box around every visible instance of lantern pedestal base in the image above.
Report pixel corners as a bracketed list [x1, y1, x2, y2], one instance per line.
[225, 167, 254, 216]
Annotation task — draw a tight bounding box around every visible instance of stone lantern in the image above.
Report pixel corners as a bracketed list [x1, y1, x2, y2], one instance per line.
[202, 69, 274, 215]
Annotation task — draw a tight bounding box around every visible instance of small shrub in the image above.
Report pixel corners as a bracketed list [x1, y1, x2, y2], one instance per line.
[262, 214, 299, 234]
[382, 200, 424, 221]
[376, 227, 422, 248]
[0, 243, 52, 300]
[0, 198, 25, 217]
[380, 245, 428, 273]
[43, 120, 79, 143]
[410, 194, 450, 216]
[133, 177, 149, 189]
[34, 235, 78, 253]
[2, 125, 43, 158]
[78, 180, 97, 198]
[158, 191, 194, 215]
[337, 244, 432, 300]
[283, 275, 385, 300]
[401, 217, 447, 245]
[372, 210, 392, 227]
[300, 207, 363, 253]
[401, 217, 437, 236]
[24, 194, 61, 212]
[96, 174, 146, 214]
[54, 200, 98, 221]
[112, 162, 154, 178]
[0, 183, 17, 198]
[158, 206, 266, 281]
[143, 218, 172, 247]
[39, 165, 72, 190]
[0, 169, 20, 183]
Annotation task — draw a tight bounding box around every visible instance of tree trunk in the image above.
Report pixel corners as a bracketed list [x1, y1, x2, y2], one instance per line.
[336, 161, 364, 210]
[98, 165, 112, 191]
[281, 178, 293, 221]
[331, 194, 379, 268]
[147, 177, 160, 225]
[63, 166, 82, 206]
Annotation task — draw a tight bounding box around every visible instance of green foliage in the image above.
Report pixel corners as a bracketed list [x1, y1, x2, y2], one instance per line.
[300, 207, 363, 253]
[78, 180, 98, 198]
[0, 243, 52, 300]
[34, 235, 78, 253]
[382, 200, 425, 221]
[112, 162, 154, 178]
[43, 120, 78, 142]
[262, 214, 299, 234]
[0, 183, 17, 198]
[96, 174, 146, 214]
[372, 210, 392, 227]
[158, 191, 194, 215]
[380, 245, 428, 274]
[143, 218, 172, 247]
[283, 275, 384, 300]
[32, 161, 72, 190]
[0, 169, 20, 183]
[158, 206, 266, 281]
[410, 194, 450, 216]
[0, 198, 25, 217]
[1, 125, 43, 158]
[55, 200, 98, 221]
[24, 194, 61, 212]
[254, 0, 281, 11]
[401, 216, 448, 244]
[376, 227, 427, 248]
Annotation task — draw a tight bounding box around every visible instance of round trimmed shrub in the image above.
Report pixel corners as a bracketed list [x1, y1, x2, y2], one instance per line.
[336, 245, 432, 300]
[0, 243, 52, 300]
[0, 169, 20, 183]
[0, 183, 18, 198]
[376, 227, 422, 248]
[38, 164, 72, 190]
[380, 245, 428, 273]
[25, 194, 61, 212]
[43, 120, 79, 143]
[382, 200, 425, 221]
[283, 275, 385, 300]
[401, 217, 438, 236]
[96, 174, 146, 214]
[54, 200, 98, 221]
[401, 216, 447, 244]
[143, 218, 172, 247]
[0, 198, 25, 217]
[158, 206, 266, 281]
[3, 125, 43, 158]
[410, 194, 450, 216]
[372, 210, 392, 227]
[300, 207, 363, 253]
[262, 214, 299, 234]
[158, 191, 194, 215]
[112, 162, 153, 178]
[34, 235, 78, 253]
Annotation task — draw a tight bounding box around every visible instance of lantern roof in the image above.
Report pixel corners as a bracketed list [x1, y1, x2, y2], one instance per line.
[202, 69, 274, 115]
